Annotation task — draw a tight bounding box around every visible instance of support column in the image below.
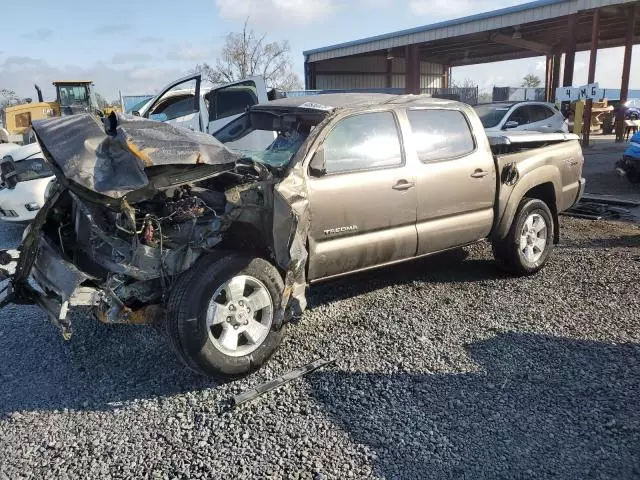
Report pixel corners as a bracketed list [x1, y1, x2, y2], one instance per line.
[551, 52, 562, 102]
[443, 64, 450, 89]
[308, 62, 317, 90]
[616, 3, 637, 142]
[386, 55, 393, 89]
[405, 45, 420, 95]
[563, 14, 577, 87]
[582, 8, 600, 147]
[545, 54, 554, 102]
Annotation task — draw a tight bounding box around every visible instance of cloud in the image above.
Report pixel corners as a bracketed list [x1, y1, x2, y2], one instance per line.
[166, 45, 211, 62]
[112, 53, 154, 65]
[215, 0, 336, 28]
[2, 56, 46, 70]
[139, 36, 164, 44]
[93, 24, 133, 35]
[0, 57, 186, 101]
[409, 0, 521, 18]
[21, 28, 54, 41]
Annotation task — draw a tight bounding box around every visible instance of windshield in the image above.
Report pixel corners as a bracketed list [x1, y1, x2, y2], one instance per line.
[474, 104, 513, 128]
[214, 110, 325, 168]
[57, 85, 90, 107]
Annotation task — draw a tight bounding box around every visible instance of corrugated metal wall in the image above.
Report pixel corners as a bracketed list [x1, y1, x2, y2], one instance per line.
[314, 55, 444, 91]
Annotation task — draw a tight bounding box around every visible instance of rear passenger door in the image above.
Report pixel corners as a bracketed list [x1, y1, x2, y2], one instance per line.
[407, 109, 496, 255]
[306, 110, 418, 280]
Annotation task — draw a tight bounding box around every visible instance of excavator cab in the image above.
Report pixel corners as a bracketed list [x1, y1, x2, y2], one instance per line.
[53, 81, 101, 116]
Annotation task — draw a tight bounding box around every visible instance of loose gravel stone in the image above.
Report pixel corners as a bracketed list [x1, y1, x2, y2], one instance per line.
[0, 217, 639, 479]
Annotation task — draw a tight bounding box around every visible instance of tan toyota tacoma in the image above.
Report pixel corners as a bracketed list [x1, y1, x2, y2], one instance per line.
[0, 94, 585, 377]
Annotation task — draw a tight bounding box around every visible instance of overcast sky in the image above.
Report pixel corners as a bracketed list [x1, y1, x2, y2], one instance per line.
[1, 0, 639, 101]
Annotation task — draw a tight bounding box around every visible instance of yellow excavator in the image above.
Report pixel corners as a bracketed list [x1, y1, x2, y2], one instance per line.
[0, 81, 120, 145]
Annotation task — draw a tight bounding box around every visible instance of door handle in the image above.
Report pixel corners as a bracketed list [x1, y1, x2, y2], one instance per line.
[471, 169, 489, 178]
[392, 180, 415, 191]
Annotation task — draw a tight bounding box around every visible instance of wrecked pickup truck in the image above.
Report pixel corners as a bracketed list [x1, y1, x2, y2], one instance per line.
[0, 94, 585, 377]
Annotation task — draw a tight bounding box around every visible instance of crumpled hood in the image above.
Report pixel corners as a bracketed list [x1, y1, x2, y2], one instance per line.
[31, 113, 244, 199]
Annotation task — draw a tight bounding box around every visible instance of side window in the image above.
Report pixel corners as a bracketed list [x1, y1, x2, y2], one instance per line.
[151, 94, 195, 120]
[207, 81, 259, 122]
[323, 111, 402, 174]
[407, 109, 475, 162]
[507, 106, 530, 125]
[534, 105, 555, 121]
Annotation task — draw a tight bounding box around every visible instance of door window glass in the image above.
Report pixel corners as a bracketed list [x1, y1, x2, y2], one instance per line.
[407, 109, 475, 162]
[146, 78, 198, 120]
[150, 94, 195, 120]
[530, 105, 555, 122]
[507, 106, 531, 125]
[323, 111, 402, 174]
[206, 80, 258, 121]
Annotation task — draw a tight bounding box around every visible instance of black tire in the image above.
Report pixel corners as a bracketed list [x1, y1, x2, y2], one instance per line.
[165, 253, 285, 377]
[492, 198, 554, 276]
[627, 169, 640, 184]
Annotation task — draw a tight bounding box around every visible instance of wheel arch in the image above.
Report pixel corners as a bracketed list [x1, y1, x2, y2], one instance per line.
[493, 177, 560, 244]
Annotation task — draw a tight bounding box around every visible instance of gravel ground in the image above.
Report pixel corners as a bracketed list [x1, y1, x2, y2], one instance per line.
[0, 217, 639, 479]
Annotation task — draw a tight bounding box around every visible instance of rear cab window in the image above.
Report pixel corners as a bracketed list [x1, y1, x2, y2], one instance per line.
[406, 109, 475, 162]
[322, 111, 403, 174]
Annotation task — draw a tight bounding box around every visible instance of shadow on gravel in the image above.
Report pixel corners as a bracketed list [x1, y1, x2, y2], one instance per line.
[560, 234, 640, 250]
[306, 248, 505, 308]
[308, 332, 640, 479]
[0, 310, 219, 416]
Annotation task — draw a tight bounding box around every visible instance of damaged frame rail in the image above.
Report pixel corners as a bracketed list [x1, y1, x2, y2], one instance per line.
[0, 189, 164, 339]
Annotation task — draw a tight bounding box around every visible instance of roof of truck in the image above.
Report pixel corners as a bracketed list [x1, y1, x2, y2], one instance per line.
[254, 93, 461, 113]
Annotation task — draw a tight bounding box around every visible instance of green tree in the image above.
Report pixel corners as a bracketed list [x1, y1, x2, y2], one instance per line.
[521, 74, 541, 88]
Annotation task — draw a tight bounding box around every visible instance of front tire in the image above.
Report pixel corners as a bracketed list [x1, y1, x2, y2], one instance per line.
[492, 198, 554, 276]
[165, 254, 285, 377]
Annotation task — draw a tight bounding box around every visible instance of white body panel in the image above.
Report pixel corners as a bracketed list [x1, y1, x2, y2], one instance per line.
[0, 176, 52, 222]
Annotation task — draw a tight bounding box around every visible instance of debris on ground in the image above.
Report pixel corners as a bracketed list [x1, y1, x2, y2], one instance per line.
[229, 358, 336, 408]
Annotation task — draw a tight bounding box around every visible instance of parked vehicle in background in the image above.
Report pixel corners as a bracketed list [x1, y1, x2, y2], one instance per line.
[616, 130, 640, 183]
[475, 101, 569, 133]
[133, 73, 269, 135]
[0, 93, 585, 377]
[0, 142, 53, 222]
[621, 98, 640, 120]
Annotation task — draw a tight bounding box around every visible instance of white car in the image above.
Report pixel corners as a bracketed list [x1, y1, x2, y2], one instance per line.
[0, 74, 271, 223]
[0, 143, 21, 157]
[474, 101, 569, 133]
[0, 142, 53, 222]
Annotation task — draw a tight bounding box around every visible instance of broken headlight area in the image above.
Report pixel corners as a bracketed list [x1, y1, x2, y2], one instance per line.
[15, 161, 272, 335]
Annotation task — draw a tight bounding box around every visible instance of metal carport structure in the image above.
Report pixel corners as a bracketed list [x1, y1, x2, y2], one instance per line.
[304, 0, 640, 142]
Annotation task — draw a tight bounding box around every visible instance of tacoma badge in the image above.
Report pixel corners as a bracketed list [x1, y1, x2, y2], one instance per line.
[323, 225, 358, 235]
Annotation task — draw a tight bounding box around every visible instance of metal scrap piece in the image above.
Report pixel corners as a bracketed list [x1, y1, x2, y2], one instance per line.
[229, 358, 336, 408]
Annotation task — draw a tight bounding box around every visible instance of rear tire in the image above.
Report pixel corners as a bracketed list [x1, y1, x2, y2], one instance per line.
[492, 198, 554, 276]
[165, 253, 285, 377]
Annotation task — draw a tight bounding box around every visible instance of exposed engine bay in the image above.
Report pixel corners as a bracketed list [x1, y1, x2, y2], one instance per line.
[10, 111, 321, 336]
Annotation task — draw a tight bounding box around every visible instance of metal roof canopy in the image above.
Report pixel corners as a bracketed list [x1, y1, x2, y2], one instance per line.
[304, 0, 640, 67]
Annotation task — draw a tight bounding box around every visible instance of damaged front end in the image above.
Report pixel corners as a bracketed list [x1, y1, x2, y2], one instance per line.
[1, 113, 308, 338]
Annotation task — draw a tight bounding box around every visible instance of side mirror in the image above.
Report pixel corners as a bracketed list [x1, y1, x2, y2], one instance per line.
[504, 120, 519, 129]
[132, 110, 141, 117]
[309, 148, 326, 177]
